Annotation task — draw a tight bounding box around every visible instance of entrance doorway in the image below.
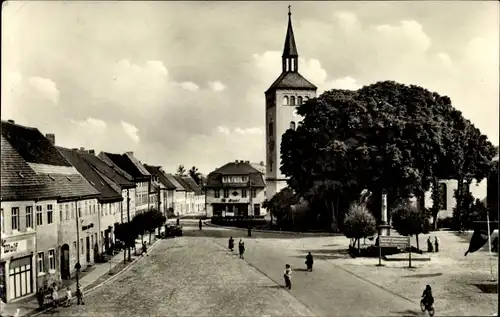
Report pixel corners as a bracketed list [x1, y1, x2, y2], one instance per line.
[8, 256, 32, 300]
[60, 244, 70, 279]
[86, 237, 90, 263]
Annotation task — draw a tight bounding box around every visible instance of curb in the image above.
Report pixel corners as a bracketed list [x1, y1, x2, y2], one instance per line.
[204, 221, 343, 237]
[28, 238, 162, 317]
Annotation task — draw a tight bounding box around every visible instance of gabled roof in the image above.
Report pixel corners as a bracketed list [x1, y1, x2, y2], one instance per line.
[143, 165, 177, 190]
[174, 175, 193, 193]
[125, 153, 151, 177]
[266, 71, 317, 94]
[164, 173, 186, 191]
[181, 176, 203, 195]
[1, 120, 72, 166]
[57, 147, 122, 203]
[80, 152, 135, 189]
[99, 152, 150, 182]
[1, 122, 100, 202]
[205, 161, 266, 189]
[250, 162, 266, 174]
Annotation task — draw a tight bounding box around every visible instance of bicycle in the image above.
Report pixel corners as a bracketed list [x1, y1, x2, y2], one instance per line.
[420, 299, 435, 316]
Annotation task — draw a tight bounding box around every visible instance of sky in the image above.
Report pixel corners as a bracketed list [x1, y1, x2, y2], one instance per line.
[2, 1, 499, 174]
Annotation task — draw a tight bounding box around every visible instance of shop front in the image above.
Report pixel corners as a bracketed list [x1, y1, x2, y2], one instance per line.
[0, 233, 36, 302]
[212, 202, 249, 217]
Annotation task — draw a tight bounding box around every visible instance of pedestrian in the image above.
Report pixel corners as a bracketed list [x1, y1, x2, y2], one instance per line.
[427, 236, 434, 253]
[142, 241, 148, 256]
[434, 236, 440, 253]
[199, 219, 203, 230]
[305, 252, 314, 271]
[76, 285, 85, 305]
[64, 287, 72, 307]
[283, 264, 292, 289]
[248, 225, 252, 237]
[176, 217, 180, 226]
[36, 287, 44, 309]
[228, 236, 234, 252]
[51, 285, 59, 307]
[238, 239, 245, 259]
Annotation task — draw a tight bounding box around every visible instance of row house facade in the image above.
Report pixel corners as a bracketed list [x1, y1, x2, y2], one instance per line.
[164, 173, 189, 216]
[174, 176, 195, 214]
[179, 176, 205, 214]
[144, 165, 176, 217]
[1, 121, 100, 303]
[205, 160, 266, 217]
[98, 152, 151, 217]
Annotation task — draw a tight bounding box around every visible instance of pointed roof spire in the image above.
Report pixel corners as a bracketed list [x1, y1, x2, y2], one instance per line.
[282, 5, 298, 58]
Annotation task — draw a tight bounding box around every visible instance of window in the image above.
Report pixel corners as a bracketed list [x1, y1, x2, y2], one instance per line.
[242, 189, 247, 198]
[251, 189, 257, 198]
[95, 233, 98, 248]
[80, 238, 84, 254]
[37, 252, 45, 273]
[214, 190, 220, 198]
[36, 206, 43, 226]
[93, 204, 96, 214]
[223, 189, 229, 198]
[65, 204, 69, 221]
[26, 206, 33, 229]
[48, 249, 55, 270]
[297, 96, 303, 105]
[73, 241, 77, 257]
[85, 201, 88, 215]
[90, 235, 94, 249]
[254, 204, 261, 216]
[268, 122, 274, 136]
[78, 207, 81, 218]
[71, 204, 75, 219]
[290, 96, 296, 106]
[290, 121, 296, 130]
[11, 207, 19, 230]
[59, 205, 63, 222]
[1, 208, 4, 233]
[282, 96, 289, 106]
[438, 183, 447, 210]
[47, 205, 53, 224]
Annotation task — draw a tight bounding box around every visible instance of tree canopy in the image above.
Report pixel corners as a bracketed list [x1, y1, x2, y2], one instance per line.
[188, 166, 203, 186]
[176, 165, 186, 176]
[391, 202, 430, 250]
[343, 202, 377, 252]
[262, 187, 300, 229]
[280, 81, 496, 231]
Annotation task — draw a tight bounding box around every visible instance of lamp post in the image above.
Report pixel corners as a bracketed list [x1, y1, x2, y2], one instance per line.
[75, 201, 82, 289]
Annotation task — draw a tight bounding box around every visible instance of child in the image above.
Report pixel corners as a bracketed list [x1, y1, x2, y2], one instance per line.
[76, 285, 85, 305]
[284, 264, 292, 290]
[64, 287, 72, 307]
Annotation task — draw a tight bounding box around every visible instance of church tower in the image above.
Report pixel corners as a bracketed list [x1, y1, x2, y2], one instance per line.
[265, 7, 317, 201]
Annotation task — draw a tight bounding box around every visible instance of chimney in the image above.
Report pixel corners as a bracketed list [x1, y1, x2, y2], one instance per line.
[45, 133, 55, 145]
[235, 160, 239, 163]
[7, 119, 15, 124]
[88, 149, 95, 155]
[245, 161, 250, 164]
[126, 151, 134, 156]
[79, 147, 85, 151]
[260, 161, 264, 166]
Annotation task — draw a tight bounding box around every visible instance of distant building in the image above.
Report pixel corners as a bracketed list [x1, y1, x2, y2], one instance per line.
[163, 173, 188, 216]
[180, 176, 205, 214]
[144, 165, 177, 217]
[174, 175, 195, 214]
[1, 120, 99, 302]
[205, 160, 266, 217]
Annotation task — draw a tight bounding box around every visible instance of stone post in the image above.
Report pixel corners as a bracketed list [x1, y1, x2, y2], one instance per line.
[381, 191, 389, 236]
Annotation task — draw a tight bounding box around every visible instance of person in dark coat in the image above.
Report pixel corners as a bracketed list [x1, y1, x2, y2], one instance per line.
[238, 239, 245, 259]
[247, 225, 252, 237]
[434, 236, 440, 253]
[305, 252, 314, 271]
[199, 219, 203, 230]
[228, 237, 234, 251]
[427, 236, 434, 253]
[176, 217, 180, 226]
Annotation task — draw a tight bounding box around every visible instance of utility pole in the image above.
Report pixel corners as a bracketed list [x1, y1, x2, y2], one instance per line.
[249, 174, 253, 217]
[127, 189, 131, 262]
[75, 201, 81, 289]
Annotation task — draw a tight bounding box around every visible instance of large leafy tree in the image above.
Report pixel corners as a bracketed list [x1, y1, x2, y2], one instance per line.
[281, 81, 495, 232]
[391, 202, 431, 250]
[262, 187, 300, 229]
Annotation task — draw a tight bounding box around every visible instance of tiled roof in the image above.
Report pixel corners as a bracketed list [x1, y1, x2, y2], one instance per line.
[1, 120, 72, 166]
[250, 162, 266, 174]
[205, 161, 265, 189]
[164, 173, 186, 191]
[125, 153, 151, 177]
[266, 72, 317, 93]
[99, 152, 150, 182]
[1, 124, 100, 202]
[144, 165, 177, 190]
[57, 147, 122, 203]
[181, 176, 203, 195]
[174, 175, 193, 193]
[81, 153, 135, 189]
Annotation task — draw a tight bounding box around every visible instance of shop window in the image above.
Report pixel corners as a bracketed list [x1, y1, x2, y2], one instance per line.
[48, 249, 55, 270]
[37, 252, 45, 273]
[47, 205, 53, 224]
[11, 207, 19, 231]
[26, 206, 33, 229]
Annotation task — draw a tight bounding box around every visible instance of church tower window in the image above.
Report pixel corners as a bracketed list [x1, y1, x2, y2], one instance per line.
[297, 96, 303, 105]
[290, 96, 296, 106]
[282, 96, 289, 106]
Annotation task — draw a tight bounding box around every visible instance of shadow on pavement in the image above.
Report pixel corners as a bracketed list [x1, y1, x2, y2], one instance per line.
[401, 273, 443, 278]
[473, 283, 498, 294]
[182, 225, 319, 239]
[296, 249, 352, 260]
[392, 309, 422, 316]
[258, 285, 284, 289]
[293, 268, 311, 272]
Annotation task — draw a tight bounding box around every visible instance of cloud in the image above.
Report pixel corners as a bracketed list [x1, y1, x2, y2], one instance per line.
[178, 81, 200, 92]
[436, 52, 452, 68]
[208, 81, 226, 92]
[234, 127, 264, 135]
[216, 126, 231, 135]
[70, 117, 107, 130]
[121, 120, 140, 143]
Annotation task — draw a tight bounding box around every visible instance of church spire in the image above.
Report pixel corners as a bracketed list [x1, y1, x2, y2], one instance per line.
[282, 5, 299, 73]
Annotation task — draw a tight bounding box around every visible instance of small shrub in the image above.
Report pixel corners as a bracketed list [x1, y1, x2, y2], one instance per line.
[343, 202, 377, 253]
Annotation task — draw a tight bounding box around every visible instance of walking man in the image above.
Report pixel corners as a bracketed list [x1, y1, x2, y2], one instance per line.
[238, 239, 245, 259]
[284, 264, 292, 289]
[142, 241, 148, 256]
[434, 236, 440, 253]
[199, 218, 203, 230]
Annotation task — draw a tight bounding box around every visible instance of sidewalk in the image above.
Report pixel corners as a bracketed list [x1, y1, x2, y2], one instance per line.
[1, 239, 156, 317]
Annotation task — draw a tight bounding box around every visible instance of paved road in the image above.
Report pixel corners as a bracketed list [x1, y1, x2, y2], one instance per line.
[188, 223, 419, 317]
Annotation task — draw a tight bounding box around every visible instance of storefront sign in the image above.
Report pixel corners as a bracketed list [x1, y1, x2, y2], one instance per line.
[1, 239, 28, 257]
[228, 199, 240, 203]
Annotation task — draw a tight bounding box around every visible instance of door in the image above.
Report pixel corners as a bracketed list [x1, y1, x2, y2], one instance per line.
[8, 256, 32, 300]
[86, 237, 90, 263]
[60, 244, 70, 279]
